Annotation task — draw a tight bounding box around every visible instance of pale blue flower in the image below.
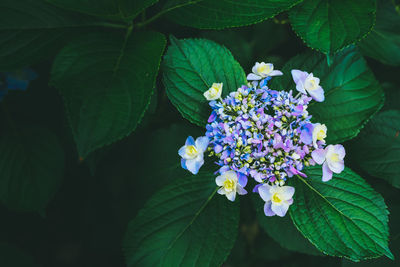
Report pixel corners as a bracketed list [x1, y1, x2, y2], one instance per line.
[258, 184, 294, 217]
[179, 136, 209, 174]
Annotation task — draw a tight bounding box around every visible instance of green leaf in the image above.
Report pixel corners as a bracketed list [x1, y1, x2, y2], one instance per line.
[123, 167, 240, 267]
[46, 0, 158, 21]
[271, 46, 384, 143]
[289, 166, 393, 261]
[0, 126, 64, 212]
[349, 110, 400, 188]
[50, 31, 166, 158]
[166, 0, 302, 29]
[252, 194, 323, 256]
[289, 0, 376, 54]
[163, 37, 247, 126]
[0, 0, 108, 71]
[359, 0, 400, 66]
[0, 243, 41, 266]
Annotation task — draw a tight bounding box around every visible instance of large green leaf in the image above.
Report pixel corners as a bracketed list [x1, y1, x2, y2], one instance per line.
[50, 31, 166, 158]
[46, 0, 158, 21]
[289, 0, 376, 54]
[0, 243, 41, 266]
[123, 167, 240, 267]
[252, 194, 323, 256]
[0, 0, 107, 71]
[163, 37, 247, 127]
[289, 166, 393, 261]
[349, 110, 400, 188]
[359, 0, 400, 66]
[0, 126, 64, 212]
[271, 46, 384, 143]
[166, 0, 302, 29]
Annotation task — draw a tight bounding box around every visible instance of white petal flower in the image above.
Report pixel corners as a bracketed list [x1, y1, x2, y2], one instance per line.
[178, 136, 209, 175]
[311, 144, 346, 182]
[312, 123, 327, 148]
[247, 62, 283, 81]
[216, 170, 247, 201]
[258, 184, 294, 217]
[291, 70, 325, 102]
[204, 83, 223, 100]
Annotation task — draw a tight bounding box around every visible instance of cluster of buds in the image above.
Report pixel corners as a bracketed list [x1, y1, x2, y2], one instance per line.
[178, 62, 345, 217]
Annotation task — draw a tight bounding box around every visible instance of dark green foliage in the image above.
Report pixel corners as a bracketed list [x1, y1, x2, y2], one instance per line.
[289, 0, 376, 54]
[163, 37, 246, 126]
[272, 46, 384, 143]
[0, 0, 399, 266]
[51, 31, 166, 158]
[290, 166, 392, 261]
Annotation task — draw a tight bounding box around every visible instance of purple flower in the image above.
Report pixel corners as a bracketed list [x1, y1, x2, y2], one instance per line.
[291, 70, 324, 102]
[311, 144, 345, 181]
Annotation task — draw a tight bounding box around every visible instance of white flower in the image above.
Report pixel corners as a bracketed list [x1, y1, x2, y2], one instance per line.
[216, 170, 247, 201]
[178, 136, 209, 174]
[312, 144, 345, 182]
[258, 184, 294, 217]
[247, 62, 283, 81]
[204, 83, 223, 100]
[312, 123, 327, 148]
[291, 70, 325, 102]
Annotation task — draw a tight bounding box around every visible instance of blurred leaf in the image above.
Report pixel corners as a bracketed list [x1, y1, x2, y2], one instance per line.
[163, 37, 246, 127]
[289, 0, 376, 54]
[272, 46, 384, 143]
[50, 31, 166, 158]
[166, 0, 302, 29]
[0, 125, 64, 213]
[0, 243, 41, 266]
[290, 166, 392, 261]
[348, 110, 400, 189]
[101, 123, 204, 227]
[359, 0, 400, 66]
[252, 194, 322, 256]
[382, 83, 400, 111]
[123, 166, 240, 267]
[0, 0, 106, 71]
[46, 0, 158, 22]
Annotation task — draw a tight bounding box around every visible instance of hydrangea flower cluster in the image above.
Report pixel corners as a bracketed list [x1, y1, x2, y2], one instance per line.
[178, 62, 345, 217]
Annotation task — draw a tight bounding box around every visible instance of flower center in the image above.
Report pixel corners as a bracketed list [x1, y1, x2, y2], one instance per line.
[305, 78, 318, 91]
[223, 179, 236, 192]
[317, 129, 326, 140]
[257, 64, 272, 75]
[329, 153, 340, 162]
[272, 193, 282, 203]
[185, 145, 198, 158]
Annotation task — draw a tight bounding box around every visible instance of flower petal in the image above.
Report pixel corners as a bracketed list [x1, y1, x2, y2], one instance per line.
[247, 73, 261, 81]
[308, 86, 325, 102]
[238, 173, 248, 187]
[258, 184, 272, 202]
[237, 185, 247, 195]
[269, 70, 283, 76]
[279, 186, 295, 200]
[264, 201, 275, 216]
[215, 174, 225, 186]
[185, 136, 195, 146]
[291, 69, 307, 84]
[186, 157, 204, 175]
[195, 136, 209, 152]
[178, 146, 187, 158]
[312, 149, 327, 165]
[322, 161, 333, 182]
[226, 191, 236, 201]
[271, 202, 289, 217]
